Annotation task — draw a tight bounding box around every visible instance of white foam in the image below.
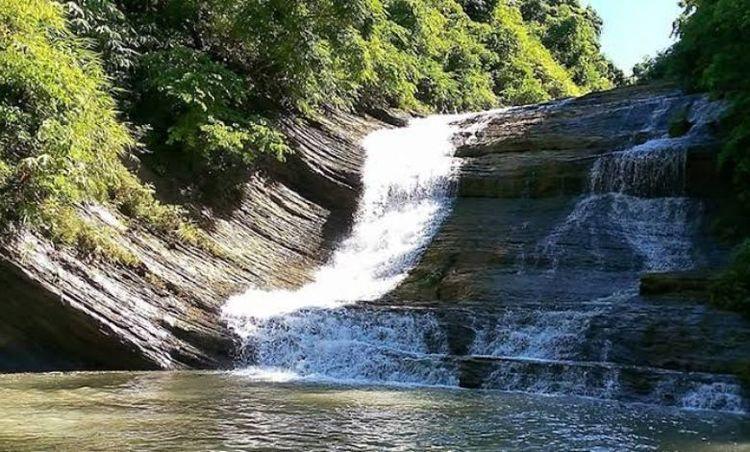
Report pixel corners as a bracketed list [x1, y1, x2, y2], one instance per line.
[223, 113, 469, 333]
[231, 308, 457, 387]
[681, 382, 746, 414]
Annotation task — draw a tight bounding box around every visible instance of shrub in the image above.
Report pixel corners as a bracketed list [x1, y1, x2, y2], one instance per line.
[0, 0, 222, 263]
[0, 0, 133, 225]
[134, 46, 290, 175]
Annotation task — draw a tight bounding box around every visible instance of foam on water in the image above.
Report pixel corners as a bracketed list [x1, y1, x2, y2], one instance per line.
[233, 308, 457, 386]
[218, 99, 745, 414]
[681, 382, 746, 413]
[470, 308, 605, 360]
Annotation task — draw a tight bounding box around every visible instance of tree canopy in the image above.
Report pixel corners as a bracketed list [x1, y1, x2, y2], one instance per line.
[0, 0, 620, 261]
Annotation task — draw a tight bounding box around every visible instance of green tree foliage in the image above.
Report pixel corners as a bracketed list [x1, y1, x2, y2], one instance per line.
[0, 0, 215, 263]
[517, 0, 624, 90]
[64, 0, 616, 182]
[1, 0, 617, 261]
[632, 52, 671, 83]
[74, 0, 615, 115]
[0, 0, 132, 255]
[669, 0, 750, 210]
[63, 0, 144, 81]
[481, 3, 581, 104]
[197, 0, 576, 111]
[457, 0, 500, 21]
[134, 46, 289, 175]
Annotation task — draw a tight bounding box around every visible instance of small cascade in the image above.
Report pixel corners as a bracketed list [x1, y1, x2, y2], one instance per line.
[459, 96, 747, 413]
[473, 358, 746, 413]
[539, 98, 724, 273]
[235, 308, 457, 386]
[223, 113, 477, 382]
[540, 194, 701, 272]
[469, 308, 605, 360]
[590, 138, 688, 197]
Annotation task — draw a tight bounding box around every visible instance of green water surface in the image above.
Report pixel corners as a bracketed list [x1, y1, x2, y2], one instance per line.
[0, 371, 748, 451]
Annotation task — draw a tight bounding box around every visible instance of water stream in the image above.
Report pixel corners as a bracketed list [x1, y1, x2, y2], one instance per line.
[223, 113, 474, 381]
[221, 100, 747, 414]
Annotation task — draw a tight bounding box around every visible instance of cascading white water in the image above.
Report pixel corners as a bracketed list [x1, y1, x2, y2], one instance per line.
[222, 113, 475, 382]
[224, 114, 465, 323]
[539, 97, 725, 273]
[464, 97, 746, 413]
[217, 98, 746, 413]
[516, 99, 716, 369]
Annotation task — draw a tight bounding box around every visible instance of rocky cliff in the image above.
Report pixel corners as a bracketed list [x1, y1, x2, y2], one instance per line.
[384, 83, 750, 410]
[0, 112, 386, 372]
[1, 83, 748, 412]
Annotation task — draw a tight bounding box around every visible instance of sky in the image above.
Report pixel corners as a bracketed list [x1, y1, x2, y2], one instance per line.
[581, 0, 683, 74]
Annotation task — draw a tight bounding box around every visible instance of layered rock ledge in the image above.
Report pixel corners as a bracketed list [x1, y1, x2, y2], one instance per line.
[0, 112, 384, 372]
[387, 84, 750, 402]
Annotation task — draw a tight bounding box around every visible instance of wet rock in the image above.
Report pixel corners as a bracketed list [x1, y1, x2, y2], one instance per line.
[0, 111, 385, 372]
[391, 83, 750, 403]
[455, 84, 726, 199]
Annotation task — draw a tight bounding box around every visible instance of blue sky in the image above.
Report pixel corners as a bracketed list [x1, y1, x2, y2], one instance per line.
[581, 0, 683, 74]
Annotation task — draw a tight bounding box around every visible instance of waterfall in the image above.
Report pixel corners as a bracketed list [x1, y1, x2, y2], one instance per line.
[219, 98, 745, 413]
[540, 98, 724, 273]
[464, 97, 746, 413]
[589, 138, 688, 197]
[222, 113, 472, 382]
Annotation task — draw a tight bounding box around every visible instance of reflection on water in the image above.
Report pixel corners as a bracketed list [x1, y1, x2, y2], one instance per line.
[0, 372, 748, 451]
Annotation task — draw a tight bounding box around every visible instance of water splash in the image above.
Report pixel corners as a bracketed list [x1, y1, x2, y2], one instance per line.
[223, 114, 468, 329]
[222, 113, 481, 387]
[470, 308, 605, 360]
[590, 138, 688, 197]
[681, 382, 746, 413]
[235, 308, 457, 386]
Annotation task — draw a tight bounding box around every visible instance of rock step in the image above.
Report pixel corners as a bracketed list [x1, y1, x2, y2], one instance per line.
[339, 345, 747, 413]
[330, 302, 750, 376]
[452, 355, 747, 413]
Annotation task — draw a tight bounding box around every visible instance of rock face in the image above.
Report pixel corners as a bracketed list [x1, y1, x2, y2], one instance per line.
[0, 112, 384, 372]
[1, 83, 747, 413]
[383, 84, 750, 411]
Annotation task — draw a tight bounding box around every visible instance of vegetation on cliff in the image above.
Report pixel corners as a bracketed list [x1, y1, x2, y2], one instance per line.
[0, 0, 618, 261]
[0, 0, 212, 265]
[641, 0, 750, 316]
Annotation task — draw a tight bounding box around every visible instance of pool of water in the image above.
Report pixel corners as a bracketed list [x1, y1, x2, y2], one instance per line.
[0, 372, 748, 451]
